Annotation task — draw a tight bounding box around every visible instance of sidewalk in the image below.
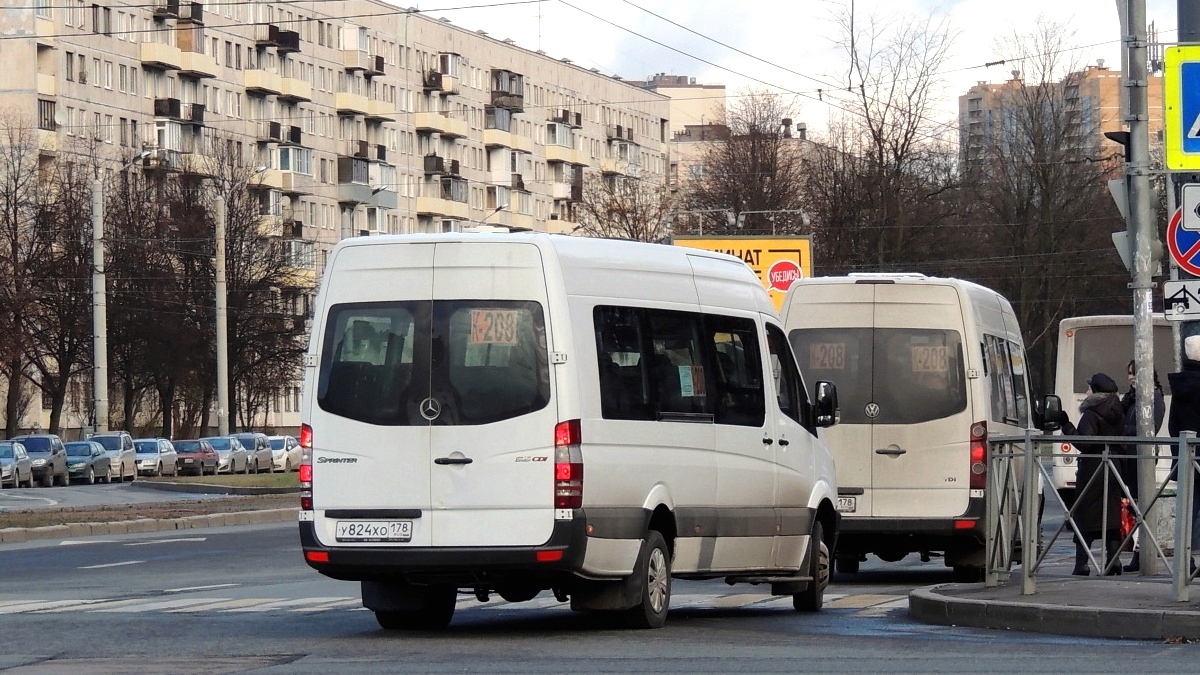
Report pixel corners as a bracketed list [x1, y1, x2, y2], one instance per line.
[909, 571, 1200, 640]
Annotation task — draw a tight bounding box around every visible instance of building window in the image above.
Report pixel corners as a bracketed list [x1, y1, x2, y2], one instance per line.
[37, 100, 56, 131]
[65, 52, 75, 81]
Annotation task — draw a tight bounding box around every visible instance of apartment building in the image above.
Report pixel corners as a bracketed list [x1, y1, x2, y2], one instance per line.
[3, 0, 669, 435]
[958, 61, 1163, 168]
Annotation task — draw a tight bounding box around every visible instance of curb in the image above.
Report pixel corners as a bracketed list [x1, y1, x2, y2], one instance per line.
[129, 480, 301, 496]
[908, 584, 1200, 640]
[0, 508, 298, 544]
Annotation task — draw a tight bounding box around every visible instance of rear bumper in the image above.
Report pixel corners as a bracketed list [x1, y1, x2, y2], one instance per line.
[299, 516, 589, 582]
[835, 498, 985, 551]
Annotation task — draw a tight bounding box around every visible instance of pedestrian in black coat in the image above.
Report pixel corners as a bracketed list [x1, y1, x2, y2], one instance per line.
[1058, 372, 1125, 575]
[1120, 362, 1165, 572]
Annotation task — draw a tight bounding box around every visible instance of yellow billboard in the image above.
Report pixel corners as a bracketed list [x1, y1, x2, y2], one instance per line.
[672, 236, 812, 311]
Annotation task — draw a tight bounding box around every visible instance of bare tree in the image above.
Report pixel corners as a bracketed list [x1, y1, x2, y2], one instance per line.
[0, 113, 48, 436]
[681, 90, 809, 235]
[573, 170, 674, 242]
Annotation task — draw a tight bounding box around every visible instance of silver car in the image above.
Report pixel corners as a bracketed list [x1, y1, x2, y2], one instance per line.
[134, 438, 178, 477]
[89, 431, 137, 482]
[204, 436, 249, 474]
[267, 435, 302, 472]
[233, 433, 274, 474]
[0, 441, 33, 488]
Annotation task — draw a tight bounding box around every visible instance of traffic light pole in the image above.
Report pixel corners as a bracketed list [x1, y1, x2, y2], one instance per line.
[1122, 0, 1159, 574]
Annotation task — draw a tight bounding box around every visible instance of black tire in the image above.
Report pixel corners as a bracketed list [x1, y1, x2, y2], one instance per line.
[40, 471, 53, 488]
[835, 553, 860, 575]
[85, 467, 95, 485]
[623, 530, 671, 629]
[373, 586, 457, 631]
[59, 470, 69, 487]
[21, 471, 33, 488]
[284, 458, 292, 472]
[794, 521, 829, 612]
[952, 566, 985, 583]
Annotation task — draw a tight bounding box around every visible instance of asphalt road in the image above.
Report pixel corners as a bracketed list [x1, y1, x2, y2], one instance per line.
[1, 522, 1198, 674]
[0, 480, 231, 512]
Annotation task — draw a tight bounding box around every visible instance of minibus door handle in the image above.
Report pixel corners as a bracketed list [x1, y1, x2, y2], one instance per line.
[875, 447, 906, 457]
[434, 457, 474, 465]
[762, 437, 774, 446]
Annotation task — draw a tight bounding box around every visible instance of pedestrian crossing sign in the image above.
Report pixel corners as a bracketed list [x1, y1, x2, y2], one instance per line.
[1165, 46, 1200, 170]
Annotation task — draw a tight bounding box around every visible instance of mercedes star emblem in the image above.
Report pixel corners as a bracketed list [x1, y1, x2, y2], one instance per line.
[419, 397, 441, 421]
[864, 402, 880, 419]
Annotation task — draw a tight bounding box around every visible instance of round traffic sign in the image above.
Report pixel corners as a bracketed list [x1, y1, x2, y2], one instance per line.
[766, 259, 802, 292]
[1167, 207, 1200, 276]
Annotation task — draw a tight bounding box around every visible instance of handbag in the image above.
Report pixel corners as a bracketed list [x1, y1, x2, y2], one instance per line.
[1119, 498, 1136, 551]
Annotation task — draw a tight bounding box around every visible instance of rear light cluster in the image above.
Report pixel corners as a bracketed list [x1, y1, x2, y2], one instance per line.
[969, 422, 987, 490]
[554, 419, 583, 509]
[299, 423, 313, 511]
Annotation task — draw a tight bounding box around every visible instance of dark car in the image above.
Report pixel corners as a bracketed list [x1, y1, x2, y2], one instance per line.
[11, 434, 68, 487]
[0, 441, 33, 488]
[172, 439, 219, 476]
[64, 441, 112, 485]
[233, 432, 274, 474]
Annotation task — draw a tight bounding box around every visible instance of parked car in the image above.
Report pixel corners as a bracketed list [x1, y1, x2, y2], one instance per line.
[267, 435, 302, 472]
[134, 438, 178, 477]
[89, 430, 137, 482]
[12, 434, 68, 487]
[0, 441, 33, 488]
[203, 436, 249, 475]
[172, 439, 219, 476]
[233, 432, 274, 473]
[65, 441, 112, 485]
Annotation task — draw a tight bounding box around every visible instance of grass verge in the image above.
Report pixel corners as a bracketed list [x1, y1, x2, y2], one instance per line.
[142, 471, 300, 489]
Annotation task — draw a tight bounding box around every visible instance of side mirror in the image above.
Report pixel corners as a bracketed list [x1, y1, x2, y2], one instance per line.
[1038, 394, 1063, 432]
[814, 380, 840, 428]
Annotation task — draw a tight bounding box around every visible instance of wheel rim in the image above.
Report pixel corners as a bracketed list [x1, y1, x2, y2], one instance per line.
[816, 541, 830, 590]
[646, 547, 668, 613]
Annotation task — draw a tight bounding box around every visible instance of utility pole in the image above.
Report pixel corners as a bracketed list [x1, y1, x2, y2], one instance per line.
[215, 191, 230, 436]
[90, 178, 107, 435]
[1120, 0, 1159, 574]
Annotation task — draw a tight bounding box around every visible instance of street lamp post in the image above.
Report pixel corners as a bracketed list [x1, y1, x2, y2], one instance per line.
[91, 150, 149, 434]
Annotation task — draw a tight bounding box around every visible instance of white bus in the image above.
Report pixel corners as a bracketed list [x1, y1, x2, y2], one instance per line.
[1049, 315, 1175, 505]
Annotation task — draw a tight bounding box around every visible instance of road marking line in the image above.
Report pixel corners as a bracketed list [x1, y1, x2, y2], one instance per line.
[0, 494, 57, 505]
[164, 583, 239, 593]
[227, 597, 351, 612]
[476, 596, 566, 611]
[826, 593, 904, 609]
[59, 540, 117, 546]
[124, 537, 208, 546]
[166, 598, 270, 612]
[290, 598, 360, 612]
[79, 560, 145, 569]
[94, 598, 225, 613]
[0, 599, 101, 614]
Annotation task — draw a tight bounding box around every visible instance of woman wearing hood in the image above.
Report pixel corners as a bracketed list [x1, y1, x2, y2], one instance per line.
[1168, 335, 1200, 579]
[1058, 372, 1126, 575]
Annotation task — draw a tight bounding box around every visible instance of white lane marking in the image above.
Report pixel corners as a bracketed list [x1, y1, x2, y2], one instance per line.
[59, 540, 117, 546]
[0, 600, 101, 614]
[226, 597, 352, 612]
[0, 494, 58, 505]
[165, 598, 269, 612]
[164, 583, 238, 593]
[95, 598, 225, 613]
[124, 537, 207, 546]
[38, 597, 171, 613]
[79, 560, 145, 569]
[289, 598, 361, 613]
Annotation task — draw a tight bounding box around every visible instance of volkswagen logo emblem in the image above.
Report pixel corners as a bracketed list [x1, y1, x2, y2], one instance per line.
[419, 397, 441, 421]
[864, 402, 880, 419]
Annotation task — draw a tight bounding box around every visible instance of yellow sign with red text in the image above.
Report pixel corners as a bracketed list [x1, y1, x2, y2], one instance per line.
[672, 236, 812, 311]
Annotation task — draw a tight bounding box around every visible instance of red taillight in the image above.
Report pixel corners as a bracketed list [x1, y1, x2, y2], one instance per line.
[305, 551, 329, 563]
[299, 424, 313, 511]
[969, 422, 987, 490]
[554, 420, 583, 509]
[954, 519, 976, 530]
[535, 550, 563, 563]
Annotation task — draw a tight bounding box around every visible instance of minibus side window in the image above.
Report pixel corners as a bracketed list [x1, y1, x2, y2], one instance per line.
[705, 315, 765, 427]
[765, 324, 805, 425]
[318, 302, 418, 425]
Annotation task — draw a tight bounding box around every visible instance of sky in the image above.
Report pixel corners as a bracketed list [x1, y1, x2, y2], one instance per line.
[408, 0, 1179, 136]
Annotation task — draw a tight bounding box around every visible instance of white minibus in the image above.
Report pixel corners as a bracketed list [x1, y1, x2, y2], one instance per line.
[781, 273, 1038, 579]
[298, 233, 840, 630]
[1049, 314, 1174, 505]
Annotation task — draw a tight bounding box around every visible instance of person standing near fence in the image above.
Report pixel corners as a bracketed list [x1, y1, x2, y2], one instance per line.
[1120, 361, 1165, 573]
[1057, 373, 1126, 576]
[1168, 336, 1200, 578]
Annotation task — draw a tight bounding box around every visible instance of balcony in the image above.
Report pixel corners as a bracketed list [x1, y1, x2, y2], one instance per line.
[511, 173, 526, 191]
[374, 144, 387, 163]
[181, 103, 205, 126]
[606, 124, 634, 141]
[259, 121, 282, 143]
[154, 0, 180, 18]
[553, 109, 583, 129]
[37, 129, 57, 156]
[257, 168, 284, 190]
[423, 71, 459, 95]
[280, 172, 313, 196]
[335, 92, 369, 116]
[142, 148, 183, 173]
[545, 144, 584, 165]
[178, 50, 218, 78]
[344, 140, 369, 159]
[278, 30, 301, 54]
[36, 16, 55, 48]
[245, 69, 283, 96]
[140, 42, 182, 71]
[414, 112, 469, 138]
[285, 126, 303, 145]
[178, 1, 204, 23]
[365, 99, 395, 122]
[546, 215, 579, 235]
[366, 55, 385, 77]
[153, 97, 182, 119]
[483, 128, 533, 153]
[338, 182, 374, 205]
[36, 73, 56, 97]
[551, 180, 583, 202]
[278, 77, 312, 103]
[256, 24, 281, 47]
[416, 196, 469, 220]
[490, 90, 524, 112]
[343, 50, 373, 72]
[423, 154, 445, 175]
[599, 157, 623, 175]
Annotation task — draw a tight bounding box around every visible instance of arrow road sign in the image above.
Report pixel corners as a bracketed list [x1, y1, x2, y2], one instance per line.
[1164, 280, 1200, 321]
[1186, 184, 1200, 231]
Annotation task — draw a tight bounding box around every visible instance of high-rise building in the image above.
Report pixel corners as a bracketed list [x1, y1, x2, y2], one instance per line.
[2, 0, 670, 434]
